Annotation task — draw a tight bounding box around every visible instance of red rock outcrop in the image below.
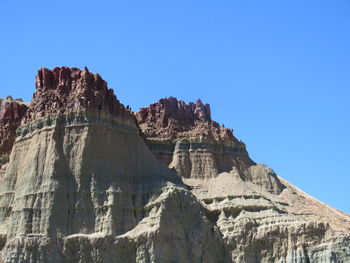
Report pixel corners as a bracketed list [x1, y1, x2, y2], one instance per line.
[23, 67, 132, 123]
[135, 98, 286, 194]
[0, 97, 28, 164]
[0, 68, 349, 262]
[135, 97, 260, 182]
[136, 97, 238, 142]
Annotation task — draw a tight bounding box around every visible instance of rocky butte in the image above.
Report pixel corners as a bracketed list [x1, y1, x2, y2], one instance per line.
[0, 67, 349, 263]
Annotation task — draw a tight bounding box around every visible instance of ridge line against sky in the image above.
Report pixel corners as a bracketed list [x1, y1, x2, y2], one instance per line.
[0, 1, 349, 213]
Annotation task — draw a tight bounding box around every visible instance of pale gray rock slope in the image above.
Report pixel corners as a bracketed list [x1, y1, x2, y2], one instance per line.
[0, 67, 349, 262]
[0, 68, 222, 263]
[135, 98, 284, 195]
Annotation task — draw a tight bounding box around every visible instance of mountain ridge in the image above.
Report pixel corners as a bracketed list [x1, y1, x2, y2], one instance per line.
[0, 67, 349, 263]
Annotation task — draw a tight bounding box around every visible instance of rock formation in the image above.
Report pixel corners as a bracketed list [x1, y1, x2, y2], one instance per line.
[0, 67, 349, 262]
[135, 97, 284, 195]
[0, 97, 28, 168]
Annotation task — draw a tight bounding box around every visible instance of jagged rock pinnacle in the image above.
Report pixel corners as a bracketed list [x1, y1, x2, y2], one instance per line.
[24, 67, 131, 123]
[135, 97, 235, 141]
[0, 68, 349, 262]
[0, 97, 28, 164]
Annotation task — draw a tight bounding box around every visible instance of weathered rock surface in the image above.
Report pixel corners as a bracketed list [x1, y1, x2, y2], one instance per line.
[136, 97, 223, 140]
[0, 97, 28, 168]
[184, 172, 350, 262]
[0, 68, 221, 263]
[24, 67, 132, 123]
[0, 67, 349, 262]
[135, 98, 284, 194]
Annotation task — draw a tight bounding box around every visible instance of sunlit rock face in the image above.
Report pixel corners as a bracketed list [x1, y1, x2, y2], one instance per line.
[135, 97, 284, 195]
[0, 67, 349, 263]
[0, 97, 28, 168]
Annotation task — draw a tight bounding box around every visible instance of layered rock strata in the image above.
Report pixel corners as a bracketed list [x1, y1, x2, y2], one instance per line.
[0, 67, 349, 262]
[184, 172, 350, 262]
[135, 97, 350, 262]
[136, 98, 284, 195]
[0, 68, 222, 262]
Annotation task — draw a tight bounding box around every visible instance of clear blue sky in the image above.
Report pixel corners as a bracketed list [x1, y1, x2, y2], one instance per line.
[1, 1, 349, 213]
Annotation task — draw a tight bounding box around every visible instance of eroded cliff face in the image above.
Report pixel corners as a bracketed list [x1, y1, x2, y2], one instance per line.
[0, 68, 222, 263]
[135, 98, 284, 195]
[135, 97, 350, 262]
[0, 67, 349, 263]
[0, 97, 28, 168]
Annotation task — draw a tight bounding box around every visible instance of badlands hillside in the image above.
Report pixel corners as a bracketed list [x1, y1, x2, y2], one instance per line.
[0, 67, 349, 263]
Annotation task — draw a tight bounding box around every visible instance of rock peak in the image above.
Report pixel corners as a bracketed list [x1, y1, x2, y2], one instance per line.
[154, 96, 211, 122]
[25, 67, 131, 122]
[135, 97, 235, 141]
[0, 69, 349, 262]
[35, 66, 104, 92]
[0, 97, 28, 164]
